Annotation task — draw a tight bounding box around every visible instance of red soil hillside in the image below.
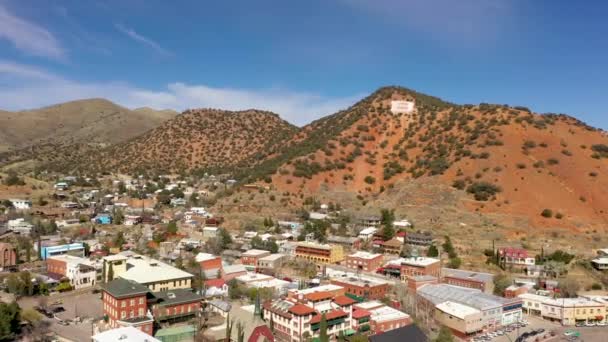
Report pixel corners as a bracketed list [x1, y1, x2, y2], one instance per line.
[261, 86, 608, 228]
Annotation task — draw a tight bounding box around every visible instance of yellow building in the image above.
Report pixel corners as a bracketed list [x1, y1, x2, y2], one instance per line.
[295, 242, 344, 265]
[520, 293, 608, 325]
[102, 252, 193, 291]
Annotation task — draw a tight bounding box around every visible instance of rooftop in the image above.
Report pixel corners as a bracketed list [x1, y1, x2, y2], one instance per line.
[436, 301, 481, 319]
[153, 289, 203, 307]
[93, 326, 161, 342]
[195, 252, 218, 262]
[442, 268, 494, 283]
[401, 257, 440, 267]
[288, 304, 316, 316]
[258, 253, 285, 262]
[103, 278, 150, 299]
[418, 284, 513, 311]
[242, 249, 271, 257]
[349, 251, 382, 260]
[119, 253, 194, 285]
[369, 305, 410, 323]
[359, 227, 377, 235]
[296, 242, 333, 250]
[333, 295, 357, 307]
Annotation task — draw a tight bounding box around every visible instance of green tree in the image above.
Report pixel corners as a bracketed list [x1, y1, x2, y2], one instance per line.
[167, 221, 178, 235]
[427, 244, 439, 257]
[0, 302, 21, 340]
[113, 231, 126, 248]
[218, 228, 233, 250]
[493, 273, 512, 296]
[319, 313, 328, 342]
[113, 209, 125, 225]
[20, 272, 33, 296]
[107, 263, 114, 281]
[435, 326, 454, 342]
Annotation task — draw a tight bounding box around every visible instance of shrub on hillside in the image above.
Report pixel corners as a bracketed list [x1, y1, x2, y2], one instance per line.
[364, 176, 376, 184]
[541, 209, 553, 218]
[466, 182, 502, 201]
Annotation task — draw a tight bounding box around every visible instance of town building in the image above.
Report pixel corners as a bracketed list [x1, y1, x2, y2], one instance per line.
[93, 326, 161, 342]
[46, 255, 97, 289]
[358, 216, 382, 227]
[330, 276, 390, 301]
[262, 289, 356, 341]
[150, 289, 203, 324]
[498, 247, 535, 268]
[381, 238, 403, 255]
[295, 242, 344, 265]
[358, 227, 377, 241]
[441, 268, 494, 294]
[369, 324, 428, 342]
[102, 278, 154, 335]
[223, 264, 248, 282]
[241, 249, 271, 268]
[345, 251, 383, 272]
[326, 236, 361, 250]
[196, 253, 223, 277]
[0, 243, 17, 271]
[257, 253, 286, 271]
[519, 293, 608, 325]
[414, 282, 523, 330]
[39, 242, 85, 260]
[103, 252, 193, 291]
[354, 301, 412, 334]
[435, 301, 483, 337]
[400, 257, 441, 281]
[405, 232, 434, 247]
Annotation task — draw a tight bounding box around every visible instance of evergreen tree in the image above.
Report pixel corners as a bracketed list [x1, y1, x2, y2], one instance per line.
[435, 326, 454, 342]
[107, 263, 114, 281]
[427, 244, 439, 257]
[319, 313, 328, 342]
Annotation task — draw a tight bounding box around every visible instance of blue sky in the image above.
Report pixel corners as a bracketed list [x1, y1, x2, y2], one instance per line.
[0, 0, 607, 128]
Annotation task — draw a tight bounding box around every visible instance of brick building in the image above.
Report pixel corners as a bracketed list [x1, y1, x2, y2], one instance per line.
[0, 243, 17, 271]
[354, 301, 412, 334]
[330, 276, 390, 301]
[345, 251, 384, 272]
[498, 247, 535, 267]
[151, 288, 203, 323]
[240, 249, 271, 267]
[441, 268, 494, 294]
[47, 255, 97, 289]
[102, 278, 154, 335]
[399, 257, 441, 281]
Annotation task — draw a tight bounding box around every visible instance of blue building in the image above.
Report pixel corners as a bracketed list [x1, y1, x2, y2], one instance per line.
[40, 243, 85, 260]
[94, 214, 112, 225]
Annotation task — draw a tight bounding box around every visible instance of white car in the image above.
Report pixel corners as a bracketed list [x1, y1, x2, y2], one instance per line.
[596, 321, 607, 326]
[585, 322, 596, 327]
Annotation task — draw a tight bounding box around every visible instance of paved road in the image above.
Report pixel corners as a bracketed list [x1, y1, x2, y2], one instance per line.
[492, 316, 608, 342]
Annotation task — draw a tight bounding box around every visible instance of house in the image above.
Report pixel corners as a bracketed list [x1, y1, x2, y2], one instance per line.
[170, 198, 186, 207]
[46, 255, 96, 289]
[7, 218, 33, 235]
[208, 299, 232, 318]
[0, 243, 17, 271]
[124, 215, 143, 226]
[591, 257, 608, 270]
[223, 264, 247, 282]
[257, 253, 286, 271]
[358, 227, 377, 240]
[93, 326, 160, 342]
[9, 199, 32, 210]
[54, 182, 69, 191]
[381, 238, 403, 255]
[393, 219, 412, 229]
[498, 247, 535, 267]
[330, 275, 390, 301]
[327, 236, 361, 250]
[359, 216, 382, 227]
[202, 226, 218, 239]
[354, 301, 413, 334]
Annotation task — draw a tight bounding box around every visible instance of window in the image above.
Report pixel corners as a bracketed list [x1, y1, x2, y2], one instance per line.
[139, 298, 144, 305]
[121, 301, 126, 308]
[121, 311, 126, 319]
[138, 308, 144, 316]
[130, 299, 135, 306]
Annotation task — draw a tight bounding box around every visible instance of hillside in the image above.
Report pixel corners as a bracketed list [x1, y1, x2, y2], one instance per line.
[0, 98, 177, 150]
[254, 86, 608, 228]
[68, 108, 298, 175]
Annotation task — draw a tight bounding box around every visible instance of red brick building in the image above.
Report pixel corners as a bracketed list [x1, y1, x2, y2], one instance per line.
[240, 249, 271, 267]
[441, 268, 494, 293]
[151, 288, 203, 323]
[330, 276, 389, 300]
[0, 243, 16, 270]
[102, 278, 154, 335]
[399, 257, 441, 281]
[345, 251, 384, 272]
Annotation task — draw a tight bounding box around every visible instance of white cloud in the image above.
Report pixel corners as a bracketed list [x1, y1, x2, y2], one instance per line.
[115, 24, 173, 57]
[0, 4, 65, 59]
[0, 60, 360, 126]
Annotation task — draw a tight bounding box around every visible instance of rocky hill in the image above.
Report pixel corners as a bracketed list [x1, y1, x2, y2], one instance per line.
[252, 86, 608, 228]
[68, 108, 298, 175]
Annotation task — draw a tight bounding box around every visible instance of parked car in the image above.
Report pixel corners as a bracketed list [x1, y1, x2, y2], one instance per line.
[57, 320, 69, 326]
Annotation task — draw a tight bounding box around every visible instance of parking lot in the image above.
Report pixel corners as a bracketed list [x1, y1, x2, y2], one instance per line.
[18, 289, 104, 341]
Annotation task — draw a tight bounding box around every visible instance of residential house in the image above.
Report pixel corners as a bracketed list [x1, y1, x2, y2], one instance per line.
[382, 238, 403, 255]
[358, 227, 377, 241]
[406, 232, 434, 247]
[241, 249, 271, 268]
[0, 243, 17, 271]
[9, 199, 32, 210]
[498, 247, 535, 268]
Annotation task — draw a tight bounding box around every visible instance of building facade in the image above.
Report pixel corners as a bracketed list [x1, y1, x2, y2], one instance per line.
[441, 268, 494, 294]
[345, 252, 383, 272]
[102, 278, 154, 335]
[47, 255, 97, 289]
[0, 243, 17, 270]
[295, 242, 344, 265]
[400, 257, 441, 281]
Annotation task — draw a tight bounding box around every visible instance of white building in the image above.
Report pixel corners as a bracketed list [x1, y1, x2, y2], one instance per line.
[93, 326, 161, 342]
[9, 199, 32, 210]
[358, 227, 377, 240]
[591, 257, 608, 270]
[47, 255, 97, 289]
